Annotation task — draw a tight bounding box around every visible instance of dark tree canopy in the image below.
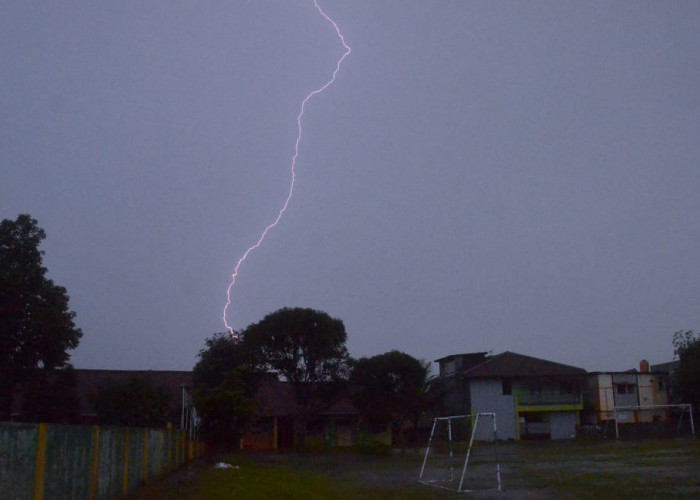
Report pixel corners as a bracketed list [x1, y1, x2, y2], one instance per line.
[1, 214, 83, 419]
[242, 307, 351, 446]
[192, 333, 259, 449]
[90, 376, 173, 427]
[20, 366, 80, 424]
[672, 329, 700, 407]
[350, 350, 442, 445]
[242, 307, 350, 385]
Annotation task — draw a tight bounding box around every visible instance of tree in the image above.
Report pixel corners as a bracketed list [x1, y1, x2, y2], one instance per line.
[90, 376, 173, 427]
[0, 214, 82, 419]
[20, 366, 80, 423]
[192, 333, 260, 450]
[242, 307, 351, 447]
[350, 350, 442, 447]
[672, 330, 700, 407]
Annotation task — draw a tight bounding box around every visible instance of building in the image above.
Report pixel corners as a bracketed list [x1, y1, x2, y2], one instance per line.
[583, 361, 671, 427]
[240, 379, 366, 450]
[436, 351, 587, 440]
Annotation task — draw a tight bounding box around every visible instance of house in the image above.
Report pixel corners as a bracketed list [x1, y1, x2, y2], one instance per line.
[240, 378, 374, 450]
[436, 351, 587, 440]
[582, 360, 670, 427]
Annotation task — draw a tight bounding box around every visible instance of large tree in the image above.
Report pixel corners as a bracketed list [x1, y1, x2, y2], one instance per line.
[0, 214, 82, 419]
[672, 329, 700, 407]
[350, 350, 442, 446]
[242, 307, 351, 446]
[192, 333, 260, 450]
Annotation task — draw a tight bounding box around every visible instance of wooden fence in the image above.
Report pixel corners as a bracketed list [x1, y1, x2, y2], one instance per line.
[0, 422, 200, 499]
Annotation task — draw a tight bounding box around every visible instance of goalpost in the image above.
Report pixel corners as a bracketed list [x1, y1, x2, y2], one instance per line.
[418, 413, 501, 493]
[608, 404, 695, 439]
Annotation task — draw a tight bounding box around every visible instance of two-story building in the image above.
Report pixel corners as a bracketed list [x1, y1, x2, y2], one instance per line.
[582, 360, 670, 427]
[436, 351, 587, 440]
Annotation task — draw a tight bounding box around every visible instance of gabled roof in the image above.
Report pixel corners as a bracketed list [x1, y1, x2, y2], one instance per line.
[460, 351, 586, 378]
[435, 352, 488, 371]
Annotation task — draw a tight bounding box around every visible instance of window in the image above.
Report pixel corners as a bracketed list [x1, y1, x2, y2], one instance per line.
[616, 383, 635, 394]
[502, 379, 512, 395]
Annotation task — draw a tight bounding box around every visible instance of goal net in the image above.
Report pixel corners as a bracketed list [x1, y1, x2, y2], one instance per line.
[603, 404, 696, 439]
[418, 413, 501, 493]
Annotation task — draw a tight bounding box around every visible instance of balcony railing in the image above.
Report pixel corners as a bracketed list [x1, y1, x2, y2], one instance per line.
[516, 393, 582, 407]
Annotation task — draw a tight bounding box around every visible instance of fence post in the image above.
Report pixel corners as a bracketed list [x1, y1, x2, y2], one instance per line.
[32, 423, 48, 500]
[89, 426, 100, 500]
[122, 428, 130, 498]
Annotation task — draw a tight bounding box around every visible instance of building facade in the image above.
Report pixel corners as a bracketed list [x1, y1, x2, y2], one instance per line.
[583, 362, 670, 427]
[436, 351, 587, 440]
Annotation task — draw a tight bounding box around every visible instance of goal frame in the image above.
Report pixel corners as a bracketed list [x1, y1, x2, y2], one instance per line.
[611, 403, 695, 439]
[418, 412, 501, 493]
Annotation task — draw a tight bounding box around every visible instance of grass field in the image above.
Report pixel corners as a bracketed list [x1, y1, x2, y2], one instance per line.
[130, 439, 700, 499]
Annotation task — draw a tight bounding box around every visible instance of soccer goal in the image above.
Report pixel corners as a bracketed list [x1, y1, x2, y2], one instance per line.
[418, 413, 501, 493]
[606, 404, 696, 439]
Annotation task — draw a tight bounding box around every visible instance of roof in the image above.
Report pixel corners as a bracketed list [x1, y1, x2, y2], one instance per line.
[434, 352, 488, 363]
[650, 360, 679, 374]
[11, 369, 192, 417]
[254, 379, 298, 417]
[253, 379, 358, 418]
[459, 351, 586, 378]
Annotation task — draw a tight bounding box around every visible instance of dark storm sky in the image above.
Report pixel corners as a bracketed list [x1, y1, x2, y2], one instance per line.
[2, 1, 699, 372]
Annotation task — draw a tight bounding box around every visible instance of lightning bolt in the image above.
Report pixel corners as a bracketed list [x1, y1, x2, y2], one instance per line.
[223, 0, 351, 337]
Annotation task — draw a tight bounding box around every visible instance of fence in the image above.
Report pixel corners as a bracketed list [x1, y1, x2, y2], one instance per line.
[0, 421, 200, 499]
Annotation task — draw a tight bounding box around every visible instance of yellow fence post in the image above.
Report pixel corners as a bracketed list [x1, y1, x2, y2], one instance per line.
[89, 426, 100, 500]
[32, 423, 48, 500]
[122, 428, 130, 498]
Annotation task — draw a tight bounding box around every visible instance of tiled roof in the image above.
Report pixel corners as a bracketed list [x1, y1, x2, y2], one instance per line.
[10, 369, 192, 417]
[253, 379, 358, 417]
[461, 351, 586, 378]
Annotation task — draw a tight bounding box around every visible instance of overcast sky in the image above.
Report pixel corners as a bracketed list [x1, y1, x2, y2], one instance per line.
[3, 1, 699, 373]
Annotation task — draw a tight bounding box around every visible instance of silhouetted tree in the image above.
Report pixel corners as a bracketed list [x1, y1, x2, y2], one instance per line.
[242, 307, 351, 447]
[672, 330, 700, 408]
[192, 333, 260, 450]
[351, 350, 443, 446]
[0, 214, 82, 420]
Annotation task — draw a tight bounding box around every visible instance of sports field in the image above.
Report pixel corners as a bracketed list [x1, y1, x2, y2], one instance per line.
[131, 439, 699, 499]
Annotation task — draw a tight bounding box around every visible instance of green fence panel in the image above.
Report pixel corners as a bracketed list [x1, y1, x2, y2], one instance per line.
[0, 423, 37, 500]
[125, 428, 144, 493]
[96, 427, 125, 500]
[146, 429, 163, 480]
[43, 424, 92, 499]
